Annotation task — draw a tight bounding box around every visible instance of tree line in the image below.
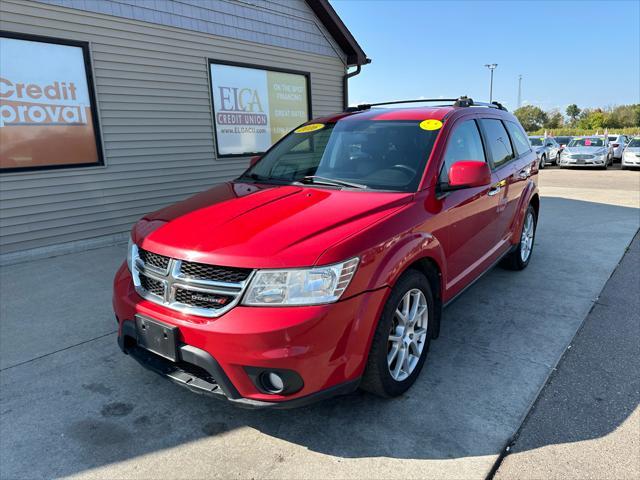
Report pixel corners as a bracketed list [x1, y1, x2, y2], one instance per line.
[513, 103, 640, 134]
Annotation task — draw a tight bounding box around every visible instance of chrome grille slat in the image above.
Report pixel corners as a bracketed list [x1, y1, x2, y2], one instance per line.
[132, 246, 254, 318]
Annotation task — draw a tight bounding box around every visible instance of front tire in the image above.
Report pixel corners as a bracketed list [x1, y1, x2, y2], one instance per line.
[360, 270, 435, 398]
[501, 204, 537, 271]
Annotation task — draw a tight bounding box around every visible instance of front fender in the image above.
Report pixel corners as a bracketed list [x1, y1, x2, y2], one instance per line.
[364, 231, 446, 291]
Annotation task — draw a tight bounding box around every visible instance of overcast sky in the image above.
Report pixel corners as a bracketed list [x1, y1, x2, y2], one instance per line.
[331, 0, 640, 112]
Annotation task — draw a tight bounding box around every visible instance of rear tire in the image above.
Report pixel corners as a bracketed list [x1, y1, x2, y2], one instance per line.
[360, 270, 435, 398]
[539, 155, 546, 169]
[501, 205, 537, 271]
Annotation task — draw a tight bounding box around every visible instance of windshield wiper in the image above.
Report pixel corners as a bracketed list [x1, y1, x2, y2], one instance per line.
[298, 176, 368, 189]
[239, 173, 291, 185]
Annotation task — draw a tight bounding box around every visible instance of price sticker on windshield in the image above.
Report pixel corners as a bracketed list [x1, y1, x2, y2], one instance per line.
[295, 123, 325, 134]
[419, 119, 443, 131]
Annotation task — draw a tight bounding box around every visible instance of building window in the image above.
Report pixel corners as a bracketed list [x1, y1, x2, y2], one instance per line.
[209, 60, 311, 158]
[0, 32, 103, 173]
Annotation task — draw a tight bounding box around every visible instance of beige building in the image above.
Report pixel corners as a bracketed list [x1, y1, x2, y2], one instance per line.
[0, 0, 368, 263]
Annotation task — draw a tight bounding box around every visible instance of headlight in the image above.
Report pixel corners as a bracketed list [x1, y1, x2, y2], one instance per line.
[242, 258, 359, 306]
[126, 236, 134, 272]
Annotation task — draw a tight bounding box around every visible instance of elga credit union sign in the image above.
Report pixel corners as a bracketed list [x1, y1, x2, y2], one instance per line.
[210, 62, 310, 156]
[0, 35, 101, 172]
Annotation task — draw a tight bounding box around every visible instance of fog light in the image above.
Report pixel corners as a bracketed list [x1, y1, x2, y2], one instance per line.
[261, 371, 285, 393]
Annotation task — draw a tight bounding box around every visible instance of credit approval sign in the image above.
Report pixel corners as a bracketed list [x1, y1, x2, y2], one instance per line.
[210, 62, 309, 156]
[0, 34, 101, 171]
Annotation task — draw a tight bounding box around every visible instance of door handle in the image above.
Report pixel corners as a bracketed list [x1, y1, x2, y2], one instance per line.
[517, 166, 531, 180]
[488, 179, 506, 196]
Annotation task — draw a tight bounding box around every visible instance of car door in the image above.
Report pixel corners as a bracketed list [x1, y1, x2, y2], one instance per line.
[478, 118, 522, 248]
[436, 117, 504, 297]
[547, 138, 559, 160]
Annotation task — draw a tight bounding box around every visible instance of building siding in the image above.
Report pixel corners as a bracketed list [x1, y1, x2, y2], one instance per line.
[0, 0, 347, 256]
[34, 0, 346, 61]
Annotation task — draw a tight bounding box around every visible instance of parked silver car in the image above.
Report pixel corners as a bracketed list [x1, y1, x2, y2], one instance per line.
[558, 136, 613, 169]
[608, 134, 628, 160]
[528, 136, 560, 168]
[621, 137, 640, 169]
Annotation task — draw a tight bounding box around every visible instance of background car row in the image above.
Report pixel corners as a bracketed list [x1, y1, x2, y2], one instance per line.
[527, 134, 639, 169]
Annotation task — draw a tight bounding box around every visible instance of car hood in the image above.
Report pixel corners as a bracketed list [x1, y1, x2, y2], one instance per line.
[625, 147, 640, 153]
[136, 182, 413, 268]
[564, 146, 606, 154]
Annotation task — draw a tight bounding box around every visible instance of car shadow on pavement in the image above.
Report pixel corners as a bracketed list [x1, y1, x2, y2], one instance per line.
[0, 198, 638, 479]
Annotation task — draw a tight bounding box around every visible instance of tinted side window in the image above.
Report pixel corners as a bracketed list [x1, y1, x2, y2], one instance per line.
[439, 120, 486, 183]
[480, 119, 515, 168]
[505, 121, 531, 156]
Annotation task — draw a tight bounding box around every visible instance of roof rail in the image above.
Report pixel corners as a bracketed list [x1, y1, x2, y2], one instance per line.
[454, 96, 508, 111]
[345, 96, 508, 112]
[346, 98, 459, 112]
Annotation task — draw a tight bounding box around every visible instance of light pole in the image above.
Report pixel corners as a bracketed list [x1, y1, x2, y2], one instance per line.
[517, 74, 523, 108]
[484, 63, 498, 102]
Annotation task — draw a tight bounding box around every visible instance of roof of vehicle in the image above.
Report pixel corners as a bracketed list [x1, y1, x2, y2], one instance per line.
[313, 103, 513, 125]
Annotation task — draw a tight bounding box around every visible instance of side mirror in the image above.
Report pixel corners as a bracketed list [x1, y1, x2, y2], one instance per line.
[249, 155, 261, 167]
[444, 161, 492, 190]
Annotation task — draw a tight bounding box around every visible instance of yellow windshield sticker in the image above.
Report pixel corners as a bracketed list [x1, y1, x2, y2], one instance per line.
[295, 123, 325, 133]
[419, 119, 443, 131]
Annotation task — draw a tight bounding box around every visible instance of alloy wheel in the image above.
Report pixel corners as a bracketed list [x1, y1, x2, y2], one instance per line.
[387, 289, 428, 381]
[520, 211, 535, 262]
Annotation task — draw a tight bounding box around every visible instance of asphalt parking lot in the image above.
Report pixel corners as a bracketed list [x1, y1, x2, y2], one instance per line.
[1, 165, 639, 480]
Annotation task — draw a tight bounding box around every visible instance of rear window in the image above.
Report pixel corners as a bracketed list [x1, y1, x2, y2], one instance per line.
[481, 119, 515, 168]
[505, 121, 532, 155]
[528, 138, 543, 146]
[609, 136, 617, 141]
[554, 136, 572, 144]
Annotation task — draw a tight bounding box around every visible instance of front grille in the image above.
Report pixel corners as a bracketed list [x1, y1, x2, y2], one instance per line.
[175, 288, 233, 309]
[139, 248, 170, 270]
[572, 154, 594, 160]
[180, 260, 252, 283]
[132, 245, 253, 317]
[139, 273, 165, 297]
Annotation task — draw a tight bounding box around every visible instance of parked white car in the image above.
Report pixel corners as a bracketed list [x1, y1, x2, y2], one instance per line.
[528, 136, 560, 168]
[621, 137, 640, 169]
[608, 134, 628, 160]
[559, 136, 613, 169]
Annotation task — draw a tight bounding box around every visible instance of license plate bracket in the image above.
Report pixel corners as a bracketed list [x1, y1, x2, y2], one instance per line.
[135, 315, 179, 361]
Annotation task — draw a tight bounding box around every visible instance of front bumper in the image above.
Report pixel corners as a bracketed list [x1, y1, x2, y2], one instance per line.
[622, 156, 640, 167]
[559, 157, 607, 167]
[113, 264, 387, 407]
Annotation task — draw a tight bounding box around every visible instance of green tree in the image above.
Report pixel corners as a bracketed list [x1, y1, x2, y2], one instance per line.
[577, 109, 608, 130]
[514, 105, 548, 132]
[566, 104, 581, 125]
[607, 104, 640, 128]
[544, 110, 564, 129]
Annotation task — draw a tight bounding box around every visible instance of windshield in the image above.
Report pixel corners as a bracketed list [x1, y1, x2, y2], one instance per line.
[239, 120, 440, 192]
[628, 138, 640, 147]
[529, 138, 543, 146]
[568, 137, 605, 147]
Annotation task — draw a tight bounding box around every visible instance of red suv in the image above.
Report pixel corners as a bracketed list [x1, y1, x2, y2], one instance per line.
[114, 97, 539, 408]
